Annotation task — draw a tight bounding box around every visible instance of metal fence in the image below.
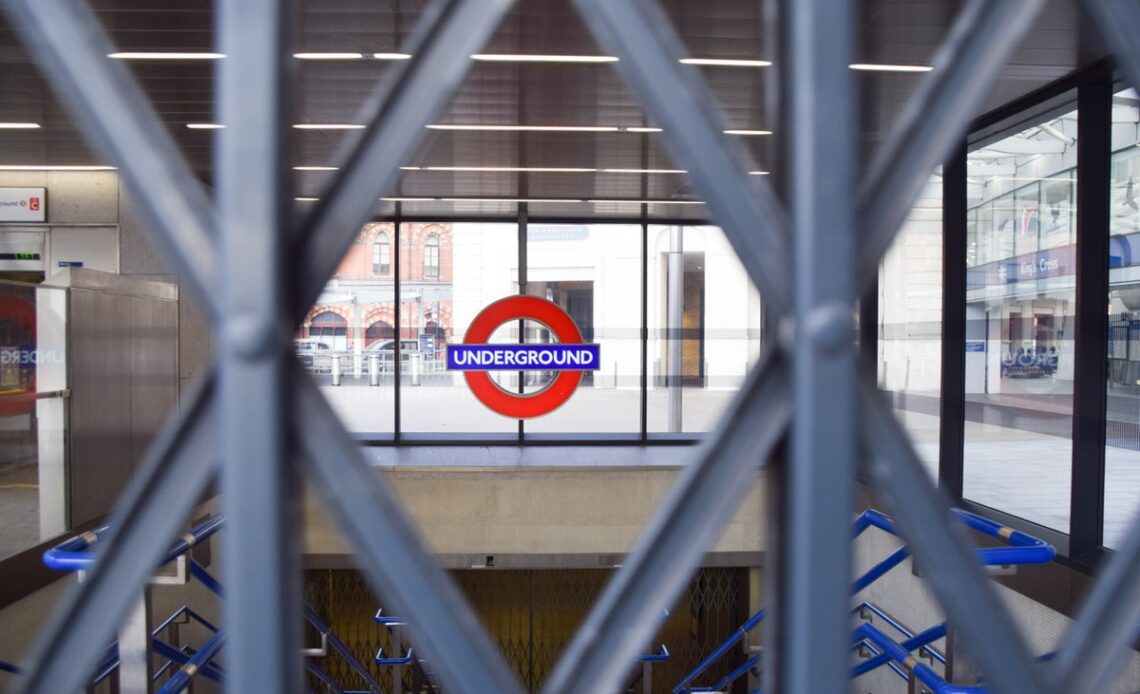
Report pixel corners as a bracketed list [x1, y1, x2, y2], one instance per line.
[3, 0, 1140, 692]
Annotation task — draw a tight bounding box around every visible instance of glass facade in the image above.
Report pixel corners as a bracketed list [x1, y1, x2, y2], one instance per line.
[1105, 87, 1140, 549]
[878, 173, 943, 477]
[962, 103, 1078, 532]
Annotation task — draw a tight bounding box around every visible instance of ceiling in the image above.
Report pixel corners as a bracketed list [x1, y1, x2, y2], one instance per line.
[0, 0, 1102, 221]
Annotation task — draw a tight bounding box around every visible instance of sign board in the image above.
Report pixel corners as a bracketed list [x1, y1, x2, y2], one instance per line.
[965, 341, 985, 353]
[0, 188, 46, 223]
[57, 261, 84, 268]
[447, 296, 599, 418]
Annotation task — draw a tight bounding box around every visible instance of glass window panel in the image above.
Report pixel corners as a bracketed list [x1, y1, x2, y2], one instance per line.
[647, 226, 762, 433]
[1105, 87, 1140, 549]
[963, 102, 1078, 532]
[524, 224, 641, 434]
[401, 222, 519, 434]
[308, 222, 395, 434]
[878, 172, 942, 477]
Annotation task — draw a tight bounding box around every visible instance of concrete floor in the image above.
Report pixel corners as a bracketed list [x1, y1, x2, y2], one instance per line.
[0, 463, 38, 561]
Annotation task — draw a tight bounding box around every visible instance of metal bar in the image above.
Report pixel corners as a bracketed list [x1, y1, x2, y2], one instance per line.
[542, 352, 790, 694]
[517, 204, 528, 440]
[1068, 67, 1112, 564]
[292, 0, 513, 321]
[667, 226, 684, 431]
[860, 378, 1054, 694]
[17, 379, 217, 694]
[394, 213, 403, 440]
[640, 217, 649, 440]
[216, 0, 301, 691]
[1077, 0, 1140, 97]
[0, 0, 218, 317]
[294, 368, 524, 694]
[117, 593, 151, 693]
[1051, 510, 1140, 694]
[855, 0, 1046, 297]
[939, 143, 968, 499]
[781, 1, 856, 692]
[570, 0, 792, 314]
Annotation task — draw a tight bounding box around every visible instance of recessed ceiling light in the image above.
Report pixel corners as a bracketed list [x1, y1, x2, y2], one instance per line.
[624, 127, 662, 133]
[471, 54, 618, 63]
[293, 165, 338, 171]
[108, 52, 224, 60]
[293, 123, 366, 130]
[0, 122, 41, 129]
[372, 53, 412, 60]
[849, 63, 933, 73]
[294, 52, 365, 60]
[186, 123, 224, 129]
[681, 58, 772, 67]
[602, 168, 686, 174]
[426, 124, 620, 132]
[724, 129, 772, 136]
[0, 165, 117, 171]
[423, 166, 596, 173]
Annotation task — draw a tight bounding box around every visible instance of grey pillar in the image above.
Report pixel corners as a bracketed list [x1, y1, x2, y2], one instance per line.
[667, 225, 684, 432]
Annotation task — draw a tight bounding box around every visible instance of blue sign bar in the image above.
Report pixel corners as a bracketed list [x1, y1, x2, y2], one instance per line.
[447, 344, 601, 371]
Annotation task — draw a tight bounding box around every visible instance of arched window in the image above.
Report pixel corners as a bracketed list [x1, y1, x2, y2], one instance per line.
[364, 320, 395, 347]
[423, 233, 440, 279]
[308, 311, 348, 350]
[372, 233, 391, 275]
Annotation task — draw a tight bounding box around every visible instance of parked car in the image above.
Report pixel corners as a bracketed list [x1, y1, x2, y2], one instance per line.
[293, 338, 332, 372]
[364, 339, 421, 373]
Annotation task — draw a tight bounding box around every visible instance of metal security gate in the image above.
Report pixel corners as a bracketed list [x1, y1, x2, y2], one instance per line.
[5, 0, 1140, 693]
[305, 568, 749, 693]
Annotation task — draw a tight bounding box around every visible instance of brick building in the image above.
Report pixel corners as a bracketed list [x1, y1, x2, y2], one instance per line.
[300, 222, 453, 352]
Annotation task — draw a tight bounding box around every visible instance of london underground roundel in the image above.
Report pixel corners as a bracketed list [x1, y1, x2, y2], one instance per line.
[447, 296, 600, 418]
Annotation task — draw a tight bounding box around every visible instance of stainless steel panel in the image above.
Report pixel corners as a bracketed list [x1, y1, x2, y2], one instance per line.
[129, 295, 178, 473]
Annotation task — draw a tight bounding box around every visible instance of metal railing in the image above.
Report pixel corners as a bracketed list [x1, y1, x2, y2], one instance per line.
[673, 507, 1056, 693]
[39, 514, 383, 694]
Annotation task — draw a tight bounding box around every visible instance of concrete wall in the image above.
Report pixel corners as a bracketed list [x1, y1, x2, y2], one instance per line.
[304, 466, 767, 568]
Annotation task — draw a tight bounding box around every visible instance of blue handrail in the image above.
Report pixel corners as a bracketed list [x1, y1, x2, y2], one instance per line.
[851, 620, 947, 679]
[852, 622, 985, 694]
[0, 660, 23, 675]
[638, 643, 670, 662]
[43, 513, 223, 571]
[855, 601, 945, 665]
[675, 508, 1055, 693]
[155, 629, 226, 694]
[151, 639, 224, 684]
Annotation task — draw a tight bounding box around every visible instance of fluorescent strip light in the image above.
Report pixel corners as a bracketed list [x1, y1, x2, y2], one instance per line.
[603, 168, 686, 174]
[423, 166, 596, 173]
[681, 58, 772, 67]
[471, 54, 617, 63]
[383, 197, 435, 202]
[749, 171, 770, 175]
[426, 124, 619, 132]
[294, 52, 365, 60]
[849, 63, 932, 73]
[0, 123, 41, 129]
[186, 123, 224, 129]
[724, 129, 772, 136]
[440, 197, 584, 204]
[293, 166, 338, 171]
[108, 52, 224, 60]
[0, 165, 116, 171]
[588, 199, 705, 205]
[400, 166, 421, 171]
[294, 197, 319, 202]
[294, 123, 366, 130]
[372, 53, 412, 60]
[624, 127, 662, 133]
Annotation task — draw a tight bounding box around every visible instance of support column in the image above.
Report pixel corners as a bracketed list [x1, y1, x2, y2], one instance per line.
[780, 0, 856, 692]
[667, 225, 684, 432]
[116, 592, 152, 693]
[217, 0, 302, 691]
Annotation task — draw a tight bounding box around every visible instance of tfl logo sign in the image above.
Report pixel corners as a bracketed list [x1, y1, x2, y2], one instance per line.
[447, 296, 599, 418]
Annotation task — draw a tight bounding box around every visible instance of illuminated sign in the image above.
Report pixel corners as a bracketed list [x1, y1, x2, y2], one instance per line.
[448, 296, 599, 418]
[0, 188, 46, 222]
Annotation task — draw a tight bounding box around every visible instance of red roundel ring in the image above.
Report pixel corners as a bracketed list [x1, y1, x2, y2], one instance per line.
[463, 296, 583, 418]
